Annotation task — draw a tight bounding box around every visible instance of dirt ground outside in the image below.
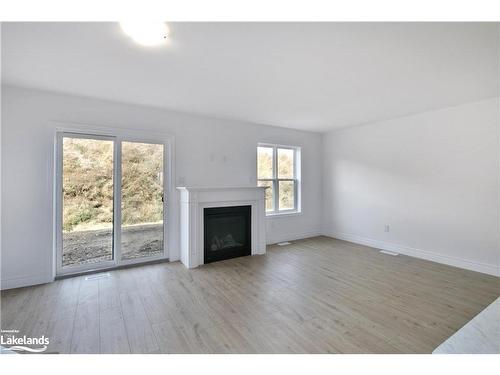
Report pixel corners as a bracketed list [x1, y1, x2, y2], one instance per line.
[62, 223, 163, 266]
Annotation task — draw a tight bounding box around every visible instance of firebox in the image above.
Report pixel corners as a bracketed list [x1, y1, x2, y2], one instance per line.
[204, 205, 251, 264]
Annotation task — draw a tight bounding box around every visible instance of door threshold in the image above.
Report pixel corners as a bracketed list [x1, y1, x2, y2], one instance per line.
[55, 258, 170, 280]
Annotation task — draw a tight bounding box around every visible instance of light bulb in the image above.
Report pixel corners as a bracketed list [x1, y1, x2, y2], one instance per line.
[120, 22, 169, 46]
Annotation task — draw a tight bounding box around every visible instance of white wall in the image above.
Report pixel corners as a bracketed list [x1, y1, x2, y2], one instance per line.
[323, 98, 500, 276]
[1, 85, 323, 289]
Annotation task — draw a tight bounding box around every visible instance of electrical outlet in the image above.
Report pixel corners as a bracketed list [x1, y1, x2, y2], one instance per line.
[384, 224, 390, 233]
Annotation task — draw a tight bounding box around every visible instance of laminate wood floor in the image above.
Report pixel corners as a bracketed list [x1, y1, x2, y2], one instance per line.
[1, 236, 499, 354]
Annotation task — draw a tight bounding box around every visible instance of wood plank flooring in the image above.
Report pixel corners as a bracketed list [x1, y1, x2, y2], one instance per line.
[1, 236, 499, 353]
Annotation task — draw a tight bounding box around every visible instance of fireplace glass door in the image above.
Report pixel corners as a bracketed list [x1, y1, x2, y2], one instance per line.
[204, 205, 251, 263]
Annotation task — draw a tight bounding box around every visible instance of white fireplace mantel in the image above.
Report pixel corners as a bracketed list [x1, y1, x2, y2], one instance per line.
[177, 186, 267, 268]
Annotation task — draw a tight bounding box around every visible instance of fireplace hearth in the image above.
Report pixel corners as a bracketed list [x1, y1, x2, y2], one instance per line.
[204, 205, 251, 263]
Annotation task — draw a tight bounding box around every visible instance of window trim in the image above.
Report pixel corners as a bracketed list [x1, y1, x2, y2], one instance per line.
[257, 143, 301, 216]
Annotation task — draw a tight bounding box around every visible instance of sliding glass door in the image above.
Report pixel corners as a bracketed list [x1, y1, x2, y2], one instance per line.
[121, 141, 164, 260]
[61, 135, 115, 269]
[57, 132, 167, 275]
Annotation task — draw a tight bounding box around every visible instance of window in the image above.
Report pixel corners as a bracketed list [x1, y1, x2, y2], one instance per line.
[257, 144, 300, 215]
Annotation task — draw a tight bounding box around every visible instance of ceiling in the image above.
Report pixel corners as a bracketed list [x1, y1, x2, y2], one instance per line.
[2, 22, 498, 132]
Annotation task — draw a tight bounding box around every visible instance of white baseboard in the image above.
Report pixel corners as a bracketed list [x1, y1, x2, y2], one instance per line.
[1, 274, 53, 290]
[325, 231, 500, 277]
[266, 230, 321, 245]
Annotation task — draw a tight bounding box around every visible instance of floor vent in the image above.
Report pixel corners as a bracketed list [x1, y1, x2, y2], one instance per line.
[277, 241, 292, 246]
[84, 272, 111, 281]
[379, 250, 399, 256]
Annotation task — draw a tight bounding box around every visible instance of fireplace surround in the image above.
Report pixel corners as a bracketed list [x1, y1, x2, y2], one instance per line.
[177, 186, 266, 268]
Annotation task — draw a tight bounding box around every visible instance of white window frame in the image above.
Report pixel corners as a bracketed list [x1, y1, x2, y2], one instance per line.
[54, 124, 173, 277]
[257, 143, 301, 216]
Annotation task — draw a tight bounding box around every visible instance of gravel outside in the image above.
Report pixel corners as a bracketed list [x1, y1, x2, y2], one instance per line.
[62, 223, 163, 266]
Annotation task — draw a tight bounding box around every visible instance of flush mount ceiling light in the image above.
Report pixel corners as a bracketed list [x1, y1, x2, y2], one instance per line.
[120, 22, 169, 46]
